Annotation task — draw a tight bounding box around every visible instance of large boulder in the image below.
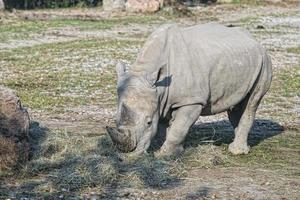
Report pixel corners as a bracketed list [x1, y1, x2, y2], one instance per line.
[126, 0, 163, 13]
[0, 86, 30, 170]
[103, 0, 126, 11]
[0, 0, 4, 10]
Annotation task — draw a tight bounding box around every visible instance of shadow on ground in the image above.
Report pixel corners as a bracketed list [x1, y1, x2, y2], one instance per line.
[185, 119, 284, 148]
[28, 121, 49, 158]
[151, 118, 284, 151]
[0, 121, 49, 198]
[185, 186, 211, 200]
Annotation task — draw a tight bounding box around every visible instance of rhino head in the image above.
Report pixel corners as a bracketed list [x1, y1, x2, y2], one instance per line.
[106, 62, 162, 154]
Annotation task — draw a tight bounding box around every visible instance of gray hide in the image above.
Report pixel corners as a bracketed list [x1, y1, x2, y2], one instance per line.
[107, 23, 272, 157]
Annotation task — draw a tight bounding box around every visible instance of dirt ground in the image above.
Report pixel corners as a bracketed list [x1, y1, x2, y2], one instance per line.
[0, 2, 299, 200]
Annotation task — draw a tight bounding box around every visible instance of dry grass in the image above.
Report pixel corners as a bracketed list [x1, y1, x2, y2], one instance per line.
[0, 137, 18, 172]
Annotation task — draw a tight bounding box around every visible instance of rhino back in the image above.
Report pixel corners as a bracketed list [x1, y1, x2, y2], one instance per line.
[169, 23, 266, 114]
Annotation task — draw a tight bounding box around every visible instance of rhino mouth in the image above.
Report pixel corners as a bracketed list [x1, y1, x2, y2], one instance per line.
[106, 126, 137, 153]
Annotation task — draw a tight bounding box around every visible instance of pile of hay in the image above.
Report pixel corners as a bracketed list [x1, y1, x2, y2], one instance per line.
[0, 86, 30, 171]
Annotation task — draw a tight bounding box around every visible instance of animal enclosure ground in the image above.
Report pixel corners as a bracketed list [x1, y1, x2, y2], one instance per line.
[0, 3, 299, 200]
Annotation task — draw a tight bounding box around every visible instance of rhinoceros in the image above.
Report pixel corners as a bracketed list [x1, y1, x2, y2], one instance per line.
[106, 23, 272, 157]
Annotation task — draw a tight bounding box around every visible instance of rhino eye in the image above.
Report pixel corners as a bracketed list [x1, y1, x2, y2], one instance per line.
[146, 117, 152, 127]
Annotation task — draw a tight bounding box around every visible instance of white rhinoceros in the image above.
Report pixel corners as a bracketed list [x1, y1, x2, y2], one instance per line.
[107, 23, 272, 157]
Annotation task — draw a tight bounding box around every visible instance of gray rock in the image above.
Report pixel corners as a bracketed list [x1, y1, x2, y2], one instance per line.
[126, 0, 163, 13]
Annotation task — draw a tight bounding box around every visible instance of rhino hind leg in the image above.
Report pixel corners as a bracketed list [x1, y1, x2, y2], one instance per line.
[228, 61, 272, 155]
[227, 95, 253, 155]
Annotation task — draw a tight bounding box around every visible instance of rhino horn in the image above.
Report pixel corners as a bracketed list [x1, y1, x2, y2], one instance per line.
[106, 126, 135, 152]
[106, 126, 124, 144]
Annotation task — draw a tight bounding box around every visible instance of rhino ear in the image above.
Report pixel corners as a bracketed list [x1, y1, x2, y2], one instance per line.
[146, 67, 163, 87]
[116, 62, 126, 79]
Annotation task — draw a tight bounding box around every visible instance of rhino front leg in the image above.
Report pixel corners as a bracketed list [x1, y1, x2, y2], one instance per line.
[156, 105, 203, 157]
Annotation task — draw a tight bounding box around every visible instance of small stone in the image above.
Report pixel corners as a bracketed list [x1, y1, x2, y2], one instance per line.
[126, 0, 162, 13]
[211, 156, 223, 166]
[265, 181, 270, 185]
[256, 25, 265, 29]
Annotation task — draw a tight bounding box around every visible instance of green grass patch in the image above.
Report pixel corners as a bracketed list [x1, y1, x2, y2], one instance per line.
[0, 15, 165, 43]
[226, 132, 300, 176]
[182, 120, 299, 175]
[287, 46, 300, 54]
[260, 66, 300, 125]
[270, 66, 300, 97]
[46, 15, 163, 30]
[0, 38, 143, 113]
[0, 20, 49, 42]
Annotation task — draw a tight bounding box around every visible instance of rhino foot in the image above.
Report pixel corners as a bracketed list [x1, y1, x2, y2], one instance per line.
[154, 144, 184, 158]
[228, 142, 250, 155]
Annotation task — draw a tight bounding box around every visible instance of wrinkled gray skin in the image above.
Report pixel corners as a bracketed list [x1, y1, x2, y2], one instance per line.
[107, 23, 272, 157]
